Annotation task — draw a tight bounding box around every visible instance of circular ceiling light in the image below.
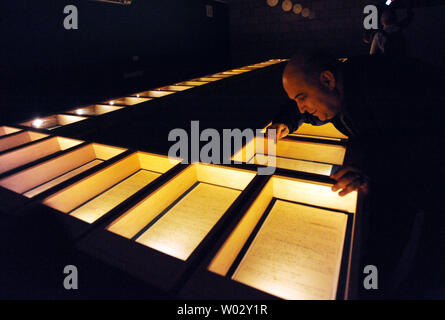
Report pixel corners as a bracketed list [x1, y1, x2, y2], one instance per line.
[301, 8, 310, 18]
[267, 0, 279, 7]
[293, 4, 302, 14]
[282, 0, 293, 12]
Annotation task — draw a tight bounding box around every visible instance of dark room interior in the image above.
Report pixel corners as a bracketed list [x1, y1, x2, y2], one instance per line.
[1, 0, 444, 303]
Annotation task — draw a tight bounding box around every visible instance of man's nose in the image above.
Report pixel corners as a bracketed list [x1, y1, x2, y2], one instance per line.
[295, 101, 306, 113]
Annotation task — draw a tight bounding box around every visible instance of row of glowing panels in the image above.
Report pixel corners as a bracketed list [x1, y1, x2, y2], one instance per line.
[0, 134, 355, 299]
[13, 59, 287, 131]
[0, 124, 347, 179]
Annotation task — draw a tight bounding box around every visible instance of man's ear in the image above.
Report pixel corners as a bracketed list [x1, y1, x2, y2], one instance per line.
[320, 70, 336, 90]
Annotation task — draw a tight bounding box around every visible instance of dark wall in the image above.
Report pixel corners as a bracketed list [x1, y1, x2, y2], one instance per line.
[228, 0, 445, 67]
[1, 0, 230, 123]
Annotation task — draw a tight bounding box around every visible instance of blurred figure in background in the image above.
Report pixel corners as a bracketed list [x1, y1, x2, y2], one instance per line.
[370, 5, 414, 56]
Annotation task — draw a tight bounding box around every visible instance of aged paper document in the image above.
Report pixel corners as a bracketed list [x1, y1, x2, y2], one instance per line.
[252, 154, 333, 176]
[70, 170, 160, 223]
[232, 200, 348, 300]
[136, 183, 241, 261]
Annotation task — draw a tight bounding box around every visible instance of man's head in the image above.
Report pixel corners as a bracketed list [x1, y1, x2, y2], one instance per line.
[381, 8, 397, 27]
[282, 51, 342, 121]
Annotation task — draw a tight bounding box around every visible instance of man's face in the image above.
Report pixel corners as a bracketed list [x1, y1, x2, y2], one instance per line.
[283, 71, 340, 121]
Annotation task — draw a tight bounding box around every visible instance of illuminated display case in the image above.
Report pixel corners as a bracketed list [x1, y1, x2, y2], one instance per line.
[175, 81, 209, 86]
[229, 69, 250, 73]
[103, 97, 152, 106]
[17, 114, 95, 139]
[232, 135, 347, 176]
[180, 173, 362, 300]
[0, 143, 127, 213]
[1, 58, 365, 299]
[209, 73, 233, 78]
[77, 163, 259, 292]
[156, 85, 194, 92]
[131, 90, 175, 98]
[191, 77, 221, 82]
[39, 151, 182, 238]
[220, 70, 245, 75]
[264, 122, 349, 142]
[0, 131, 48, 153]
[20, 114, 88, 131]
[289, 123, 349, 141]
[0, 136, 83, 176]
[65, 105, 123, 116]
[0, 126, 22, 137]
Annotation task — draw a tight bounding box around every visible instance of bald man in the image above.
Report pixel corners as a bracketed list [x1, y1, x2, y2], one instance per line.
[268, 52, 444, 298]
[269, 52, 442, 197]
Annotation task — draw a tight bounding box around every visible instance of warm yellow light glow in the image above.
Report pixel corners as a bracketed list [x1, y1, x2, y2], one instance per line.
[252, 154, 333, 176]
[177, 81, 209, 86]
[104, 97, 151, 106]
[267, 0, 278, 7]
[0, 143, 125, 197]
[264, 122, 348, 141]
[43, 152, 181, 221]
[302, 8, 310, 18]
[70, 170, 161, 223]
[293, 4, 302, 14]
[231, 200, 347, 300]
[133, 90, 175, 98]
[32, 119, 44, 128]
[282, 0, 293, 12]
[136, 183, 241, 261]
[193, 77, 220, 82]
[24, 160, 103, 198]
[0, 131, 48, 153]
[107, 164, 255, 260]
[157, 85, 193, 92]
[232, 136, 345, 175]
[66, 105, 123, 116]
[208, 175, 357, 300]
[0, 126, 21, 137]
[0, 137, 83, 174]
[21, 115, 87, 130]
[291, 123, 348, 140]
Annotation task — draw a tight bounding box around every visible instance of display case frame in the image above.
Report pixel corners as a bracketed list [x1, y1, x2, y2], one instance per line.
[76, 163, 263, 293]
[33, 151, 183, 239]
[16, 114, 95, 139]
[0, 126, 22, 137]
[231, 133, 348, 178]
[0, 136, 85, 178]
[0, 130, 48, 153]
[179, 170, 364, 300]
[0, 142, 129, 215]
[64, 104, 124, 117]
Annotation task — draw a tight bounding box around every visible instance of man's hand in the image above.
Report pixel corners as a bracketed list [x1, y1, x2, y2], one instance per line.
[266, 123, 289, 143]
[330, 166, 369, 197]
